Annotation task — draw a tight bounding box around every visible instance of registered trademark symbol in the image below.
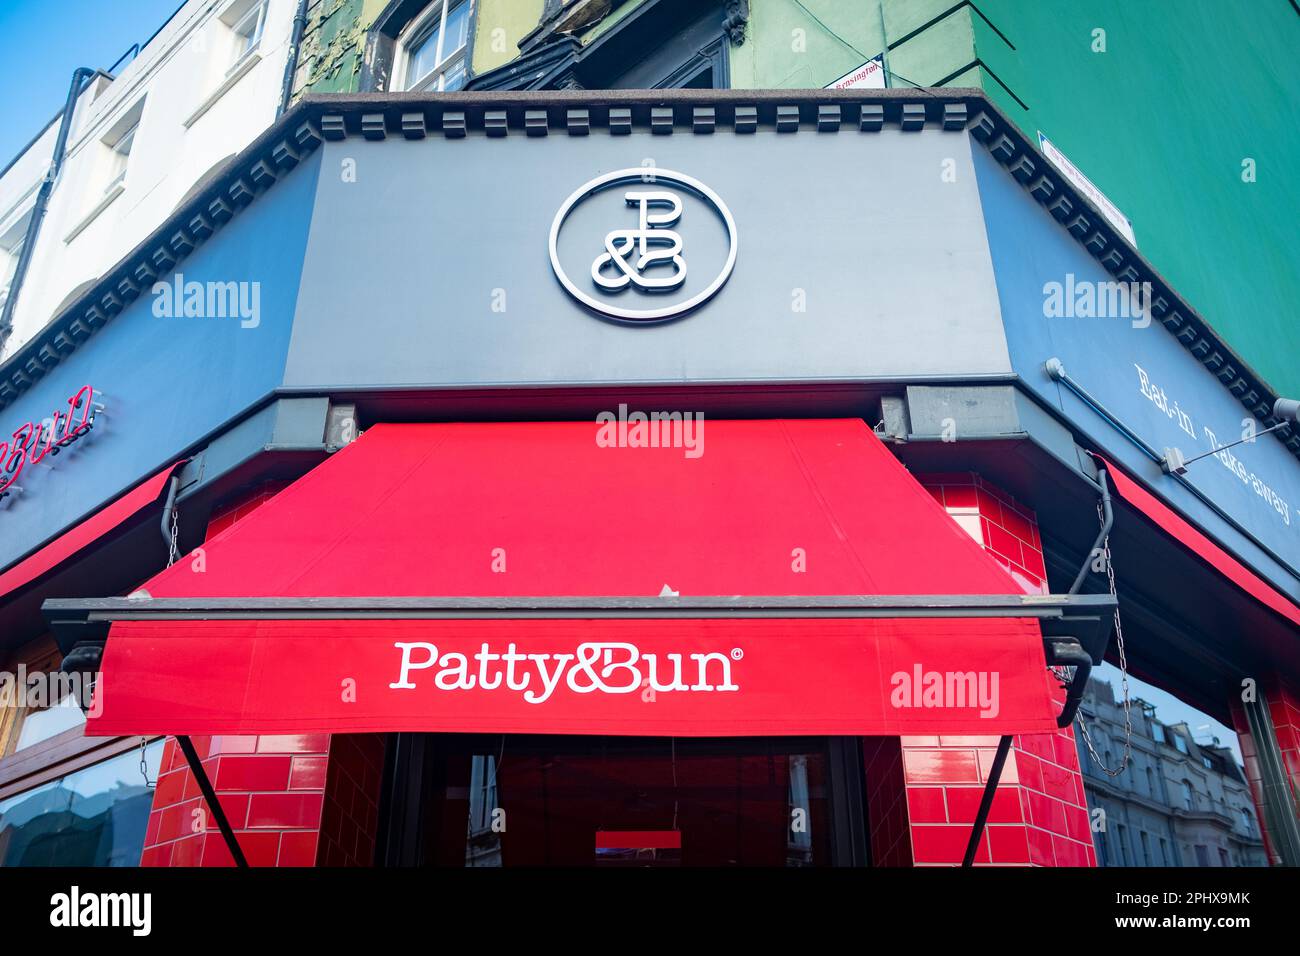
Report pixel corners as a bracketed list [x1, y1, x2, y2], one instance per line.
[730, 648, 743, 661]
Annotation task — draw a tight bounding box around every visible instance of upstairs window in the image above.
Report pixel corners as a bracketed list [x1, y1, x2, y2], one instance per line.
[0, 208, 31, 306]
[228, 0, 269, 75]
[1173, 733, 1189, 754]
[1151, 723, 1166, 745]
[400, 0, 471, 92]
[104, 121, 137, 195]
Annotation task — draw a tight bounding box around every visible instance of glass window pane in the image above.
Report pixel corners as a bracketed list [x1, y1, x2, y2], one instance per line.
[406, 21, 443, 88]
[0, 742, 163, 866]
[13, 695, 86, 751]
[443, 1, 470, 55]
[441, 58, 467, 92]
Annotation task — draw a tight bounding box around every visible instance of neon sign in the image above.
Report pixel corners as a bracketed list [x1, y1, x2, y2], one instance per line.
[0, 385, 102, 504]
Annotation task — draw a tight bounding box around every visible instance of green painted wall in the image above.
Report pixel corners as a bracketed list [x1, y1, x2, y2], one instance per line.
[968, 0, 1300, 398]
[472, 0, 545, 75]
[296, 0, 385, 96]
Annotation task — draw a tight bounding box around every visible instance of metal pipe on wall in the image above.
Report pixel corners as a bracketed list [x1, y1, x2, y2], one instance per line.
[0, 67, 95, 350]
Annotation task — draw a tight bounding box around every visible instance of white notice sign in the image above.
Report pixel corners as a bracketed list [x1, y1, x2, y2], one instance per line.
[1038, 132, 1136, 246]
[826, 54, 886, 91]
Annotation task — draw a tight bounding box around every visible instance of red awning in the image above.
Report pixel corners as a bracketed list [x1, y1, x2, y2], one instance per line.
[1100, 456, 1300, 628]
[87, 421, 1063, 737]
[0, 463, 178, 602]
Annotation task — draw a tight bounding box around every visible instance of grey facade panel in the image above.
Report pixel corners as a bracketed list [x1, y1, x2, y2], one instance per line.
[284, 128, 1012, 389]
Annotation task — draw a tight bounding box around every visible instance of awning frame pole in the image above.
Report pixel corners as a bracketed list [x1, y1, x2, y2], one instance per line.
[961, 733, 1012, 868]
[175, 735, 248, 868]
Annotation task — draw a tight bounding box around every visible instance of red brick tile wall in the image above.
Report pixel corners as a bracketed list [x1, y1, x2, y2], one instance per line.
[877, 473, 1097, 866]
[1229, 673, 1300, 866]
[862, 736, 911, 866]
[139, 485, 388, 867]
[317, 734, 386, 866]
[141, 735, 330, 866]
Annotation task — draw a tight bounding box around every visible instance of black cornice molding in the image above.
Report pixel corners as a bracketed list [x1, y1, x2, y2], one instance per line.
[0, 88, 1289, 470]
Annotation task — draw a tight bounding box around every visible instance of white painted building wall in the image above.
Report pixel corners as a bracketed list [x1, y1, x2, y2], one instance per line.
[0, 0, 298, 360]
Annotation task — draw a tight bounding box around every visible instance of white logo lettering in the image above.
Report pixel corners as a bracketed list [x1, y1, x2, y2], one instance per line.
[390, 641, 740, 702]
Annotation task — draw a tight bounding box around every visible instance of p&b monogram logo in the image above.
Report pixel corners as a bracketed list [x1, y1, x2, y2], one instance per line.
[549, 168, 738, 323]
[591, 191, 687, 293]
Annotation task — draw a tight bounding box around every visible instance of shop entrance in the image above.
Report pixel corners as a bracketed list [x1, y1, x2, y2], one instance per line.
[379, 735, 869, 867]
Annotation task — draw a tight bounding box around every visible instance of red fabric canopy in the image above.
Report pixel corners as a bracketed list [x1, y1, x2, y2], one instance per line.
[1100, 455, 1300, 628]
[0, 462, 177, 601]
[88, 420, 1061, 737]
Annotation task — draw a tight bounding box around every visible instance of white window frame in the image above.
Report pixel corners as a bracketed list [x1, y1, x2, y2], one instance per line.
[395, 0, 471, 93]
[227, 0, 269, 77]
[105, 121, 138, 195]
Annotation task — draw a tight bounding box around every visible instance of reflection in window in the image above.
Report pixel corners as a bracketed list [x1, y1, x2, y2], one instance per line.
[787, 755, 813, 865]
[13, 693, 86, 752]
[229, 0, 268, 73]
[402, 0, 470, 92]
[464, 754, 501, 867]
[0, 742, 162, 866]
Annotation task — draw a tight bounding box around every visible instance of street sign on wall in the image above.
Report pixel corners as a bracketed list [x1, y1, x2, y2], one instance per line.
[825, 53, 886, 90]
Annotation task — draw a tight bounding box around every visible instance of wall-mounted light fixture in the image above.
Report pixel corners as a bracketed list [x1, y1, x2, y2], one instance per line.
[1161, 399, 1300, 475]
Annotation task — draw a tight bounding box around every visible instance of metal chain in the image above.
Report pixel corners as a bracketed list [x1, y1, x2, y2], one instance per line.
[139, 737, 154, 787]
[166, 502, 179, 567]
[1072, 497, 1134, 777]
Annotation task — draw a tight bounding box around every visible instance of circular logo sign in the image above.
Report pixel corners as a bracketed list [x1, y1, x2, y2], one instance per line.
[548, 167, 738, 323]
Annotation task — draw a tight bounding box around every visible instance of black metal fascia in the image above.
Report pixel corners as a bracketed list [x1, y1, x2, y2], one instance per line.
[44, 593, 1117, 679]
[44, 591, 1116, 620]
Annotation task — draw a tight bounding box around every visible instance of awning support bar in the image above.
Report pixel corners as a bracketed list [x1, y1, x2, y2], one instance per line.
[1069, 468, 1112, 595]
[175, 735, 248, 868]
[961, 734, 1013, 868]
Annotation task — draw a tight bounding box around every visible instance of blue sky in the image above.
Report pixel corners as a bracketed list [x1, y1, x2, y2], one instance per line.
[0, 0, 183, 167]
[1093, 661, 1243, 763]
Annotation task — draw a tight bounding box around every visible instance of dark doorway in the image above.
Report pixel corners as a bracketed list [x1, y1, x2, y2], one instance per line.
[379, 735, 868, 866]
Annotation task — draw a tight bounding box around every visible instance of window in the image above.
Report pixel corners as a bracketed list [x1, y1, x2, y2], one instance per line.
[1116, 824, 1130, 865]
[228, 0, 268, 75]
[0, 231, 23, 309]
[1151, 723, 1166, 745]
[0, 646, 86, 757]
[87, 97, 146, 213]
[1139, 830, 1151, 866]
[1181, 780, 1195, 811]
[1202, 756, 1213, 770]
[104, 121, 136, 195]
[0, 743, 162, 866]
[1194, 844, 1210, 867]
[1159, 838, 1170, 866]
[1218, 848, 1230, 867]
[1240, 807, 1254, 833]
[399, 0, 471, 92]
[1173, 734, 1189, 754]
[1145, 767, 1155, 797]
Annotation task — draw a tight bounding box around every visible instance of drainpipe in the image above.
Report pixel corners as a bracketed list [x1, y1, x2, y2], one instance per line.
[0, 67, 95, 351]
[276, 0, 311, 117]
